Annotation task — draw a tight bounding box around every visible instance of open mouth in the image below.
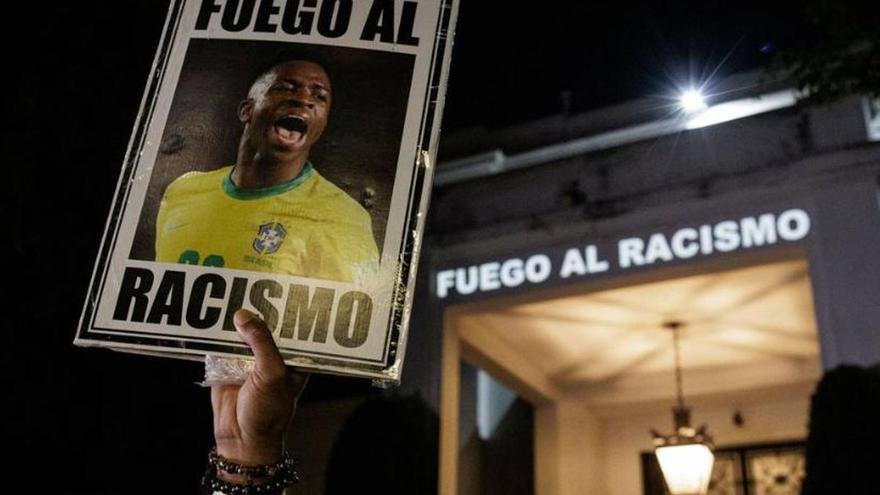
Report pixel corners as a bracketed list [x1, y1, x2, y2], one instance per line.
[273, 115, 308, 145]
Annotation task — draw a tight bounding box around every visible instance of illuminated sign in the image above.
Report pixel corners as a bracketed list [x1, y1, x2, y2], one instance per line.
[435, 208, 810, 299]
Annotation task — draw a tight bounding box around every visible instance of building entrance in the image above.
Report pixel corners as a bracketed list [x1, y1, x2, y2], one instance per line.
[440, 257, 820, 495]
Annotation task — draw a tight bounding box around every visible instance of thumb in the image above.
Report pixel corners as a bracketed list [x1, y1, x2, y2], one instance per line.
[233, 309, 287, 380]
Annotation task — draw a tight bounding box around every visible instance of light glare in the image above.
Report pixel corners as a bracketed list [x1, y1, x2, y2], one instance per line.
[680, 89, 707, 113]
[685, 90, 799, 130]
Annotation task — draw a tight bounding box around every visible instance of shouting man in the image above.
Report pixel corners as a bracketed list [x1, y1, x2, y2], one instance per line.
[155, 54, 379, 283]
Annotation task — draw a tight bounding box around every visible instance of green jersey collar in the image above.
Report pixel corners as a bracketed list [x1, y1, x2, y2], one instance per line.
[222, 162, 314, 200]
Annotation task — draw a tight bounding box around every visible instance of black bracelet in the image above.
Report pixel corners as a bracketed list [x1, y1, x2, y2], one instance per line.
[208, 448, 292, 478]
[202, 448, 299, 495]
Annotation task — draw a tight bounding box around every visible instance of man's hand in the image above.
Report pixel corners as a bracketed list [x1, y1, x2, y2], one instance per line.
[211, 309, 309, 465]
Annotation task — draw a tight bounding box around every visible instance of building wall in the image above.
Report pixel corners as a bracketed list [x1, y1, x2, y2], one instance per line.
[431, 97, 870, 243]
[402, 95, 880, 493]
[535, 399, 607, 495]
[423, 96, 880, 374]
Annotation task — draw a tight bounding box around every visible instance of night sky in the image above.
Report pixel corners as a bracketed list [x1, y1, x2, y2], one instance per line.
[2, 1, 818, 492]
[6, 2, 811, 137]
[447, 0, 808, 128]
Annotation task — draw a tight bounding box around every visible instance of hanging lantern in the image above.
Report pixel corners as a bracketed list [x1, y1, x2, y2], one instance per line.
[651, 322, 715, 495]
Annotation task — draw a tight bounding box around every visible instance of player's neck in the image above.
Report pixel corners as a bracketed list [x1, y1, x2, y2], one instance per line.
[232, 155, 308, 190]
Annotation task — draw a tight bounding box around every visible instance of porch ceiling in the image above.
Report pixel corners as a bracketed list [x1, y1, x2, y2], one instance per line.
[458, 259, 821, 406]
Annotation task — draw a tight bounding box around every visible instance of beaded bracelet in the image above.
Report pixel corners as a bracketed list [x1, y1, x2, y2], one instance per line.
[202, 447, 299, 495]
[208, 448, 293, 478]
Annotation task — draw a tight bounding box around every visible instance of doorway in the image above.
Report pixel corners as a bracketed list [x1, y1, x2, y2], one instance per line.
[440, 257, 822, 495]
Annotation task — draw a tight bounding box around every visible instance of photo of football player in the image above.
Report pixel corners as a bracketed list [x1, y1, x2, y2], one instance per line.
[155, 54, 379, 283]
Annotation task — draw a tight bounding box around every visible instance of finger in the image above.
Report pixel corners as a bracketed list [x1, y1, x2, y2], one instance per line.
[211, 383, 239, 412]
[233, 309, 287, 380]
[211, 384, 241, 437]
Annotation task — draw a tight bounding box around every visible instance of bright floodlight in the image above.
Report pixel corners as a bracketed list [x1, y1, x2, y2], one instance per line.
[680, 89, 707, 113]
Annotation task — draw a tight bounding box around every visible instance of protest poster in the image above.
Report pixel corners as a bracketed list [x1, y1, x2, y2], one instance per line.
[75, 0, 459, 383]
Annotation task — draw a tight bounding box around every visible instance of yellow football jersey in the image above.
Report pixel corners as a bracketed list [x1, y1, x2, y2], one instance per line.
[155, 163, 379, 283]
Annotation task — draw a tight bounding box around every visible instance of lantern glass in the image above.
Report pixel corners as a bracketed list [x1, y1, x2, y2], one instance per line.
[655, 443, 715, 495]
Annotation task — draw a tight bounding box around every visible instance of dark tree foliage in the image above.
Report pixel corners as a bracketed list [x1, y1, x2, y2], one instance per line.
[802, 364, 880, 495]
[774, 0, 880, 102]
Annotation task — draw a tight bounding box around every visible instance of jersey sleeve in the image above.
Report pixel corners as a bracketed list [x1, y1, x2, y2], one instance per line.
[306, 208, 379, 283]
[154, 183, 173, 260]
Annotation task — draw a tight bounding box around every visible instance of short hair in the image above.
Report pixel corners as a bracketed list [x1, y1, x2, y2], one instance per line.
[247, 49, 334, 99]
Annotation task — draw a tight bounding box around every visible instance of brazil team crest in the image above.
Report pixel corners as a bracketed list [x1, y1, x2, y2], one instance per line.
[253, 222, 286, 255]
